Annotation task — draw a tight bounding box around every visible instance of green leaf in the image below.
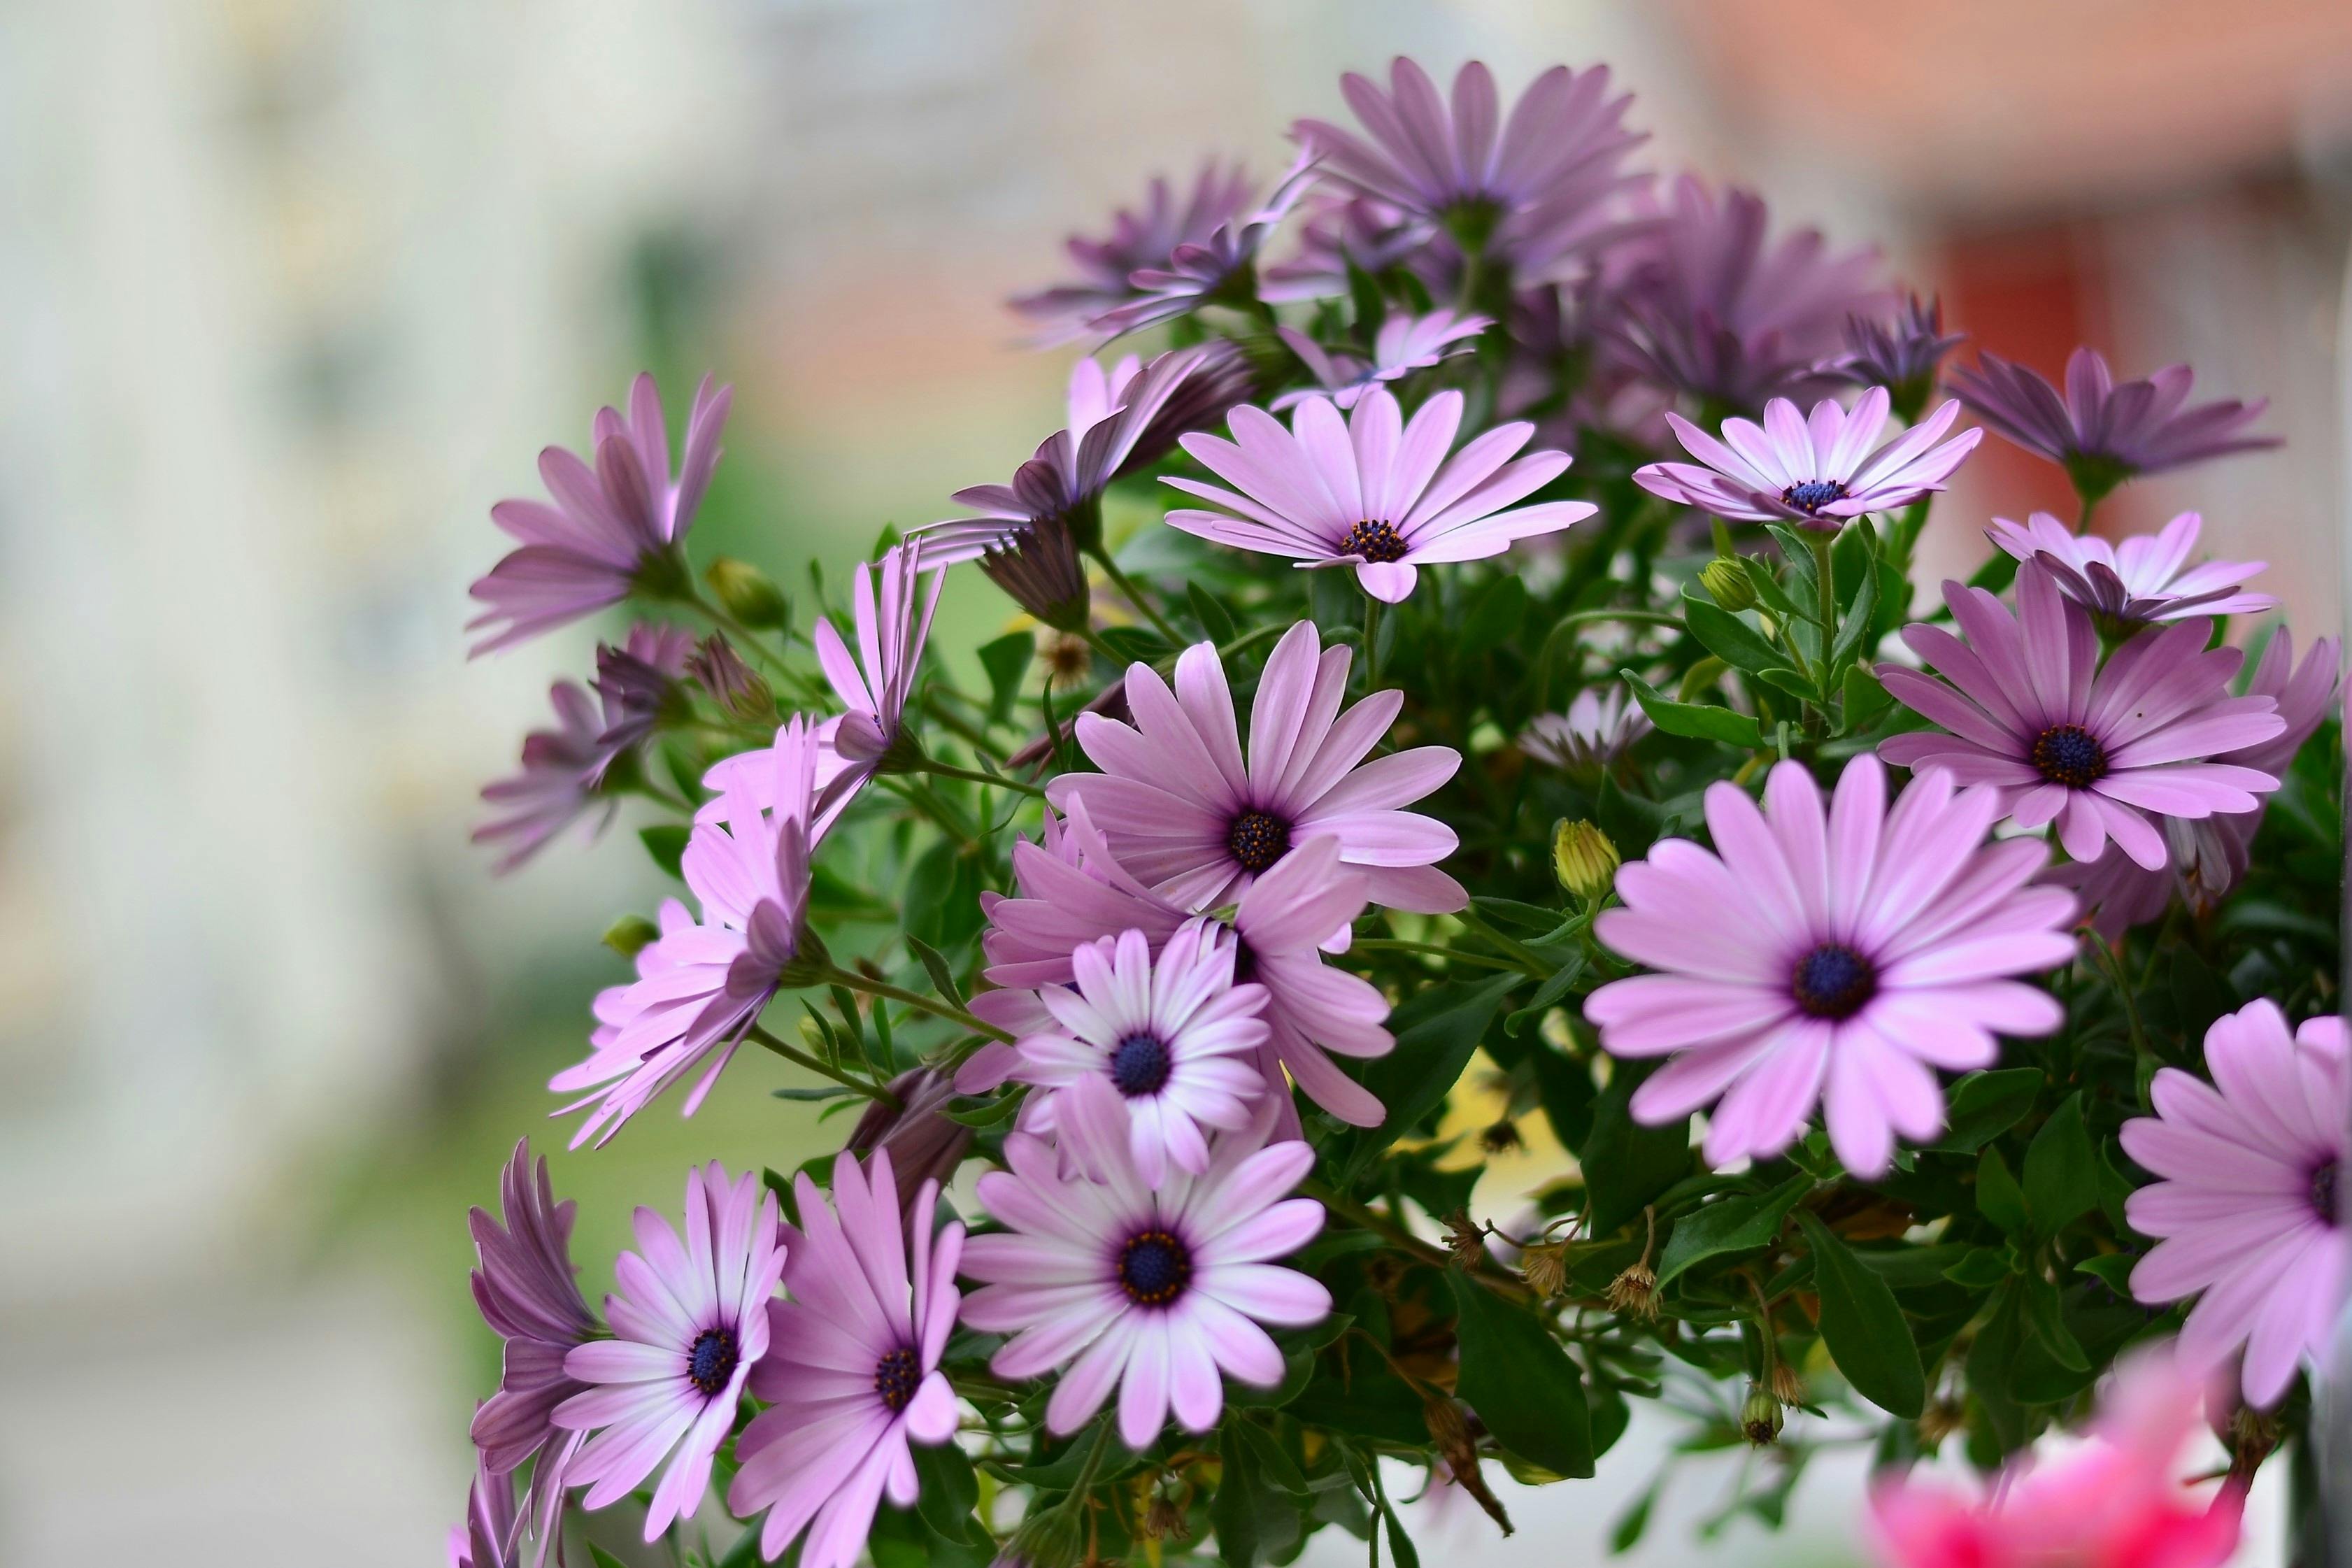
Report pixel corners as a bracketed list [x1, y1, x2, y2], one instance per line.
[1795, 1211, 1925, 1418]
[1529, 1042, 1597, 1152]
[1336, 972, 1521, 1183]
[1462, 576, 1528, 658]
[977, 632, 1032, 725]
[1842, 664, 1894, 730]
[1214, 1423, 1266, 1568]
[1620, 670, 1762, 748]
[1581, 1060, 1693, 1236]
[913, 1440, 983, 1544]
[1346, 256, 1389, 337]
[1829, 553, 1880, 667]
[1941, 1247, 2011, 1289]
[1653, 1171, 1811, 1289]
[1609, 1478, 1660, 1553]
[1504, 955, 1585, 1035]
[590, 1548, 630, 1568]
[1740, 556, 1804, 623]
[1931, 1068, 2041, 1153]
[1753, 666, 1818, 702]
[1447, 1269, 1595, 1477]
[1187, 582, 1237, 644]
[943, 1093, 1023, 1128]
[639, 823, 690, 879]
[1680, 591, 1782, 676]
[1235, 1420, 1310, 1498]
[905, 935, 967, 1010]
[1976, 1146, 2029, 1235]
[2076, 1254, 2138, 1295]
[1765, 527, 1821, 615]
[2023, 1094, 2097, 1234]
[2019, 1273, 2090, 1371]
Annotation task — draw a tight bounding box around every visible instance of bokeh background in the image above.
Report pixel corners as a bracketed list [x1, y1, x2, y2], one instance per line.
[5, 1, 2350, 1562]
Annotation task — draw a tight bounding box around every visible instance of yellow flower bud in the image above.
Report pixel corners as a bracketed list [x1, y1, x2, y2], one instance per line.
[1699, 556, 1760, 613]
[1553, 819, 1620, 901]
[704, 556, 789, 629]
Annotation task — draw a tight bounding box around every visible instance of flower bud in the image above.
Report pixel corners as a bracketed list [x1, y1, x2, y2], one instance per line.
[1742, 1384, 1783, 1446]
[998, 1506, 1085, 1568]
[704, 556, 790, 629]
[602, 913, 661, 958]
[685, 634, 777, 724]
[846, 1067, 974, 1210]
[1699, 556, 1759, 613]
[1553, 820, 1620, 901]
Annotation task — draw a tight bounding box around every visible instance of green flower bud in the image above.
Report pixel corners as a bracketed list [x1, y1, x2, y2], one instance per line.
[704, 557, 789, 630]
[1699, 556, 1759, 613]
[602, 913, 661, 959]
[1553, 820, 1620, 902]
[1742, 1383, 1783, 1446]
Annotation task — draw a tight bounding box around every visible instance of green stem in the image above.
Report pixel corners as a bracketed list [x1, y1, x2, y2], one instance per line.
[1808, 530, 1837, 665]
[680, 583, 801, 685]
[1453, 909, 1551, 979]
[883, 776, 979, 843]
[918, 757, 1043, 797]
[748, 1024, 901, 1106]
[1361, 592, 1384, 689]
[821, 965, 1015, 1043]
[2076, 494, 2099, 534]
[1299, 1178, 1534, 1302]
[919, 691, 997, 755]
[1087, 547, 1185, 647]
[1554, 607, 1684, 631]
[1351, 938, 1523, 973]
[1078, 625, 1129, 666]
[2088, 932, 2150, 1059]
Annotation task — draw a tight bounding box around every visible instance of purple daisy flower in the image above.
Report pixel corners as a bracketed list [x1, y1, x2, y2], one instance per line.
[1088, 158, 1321, 338]
[555, 1161, 787, 1541]
[467, 1141, 595, 1563]
[960, 1075, 1331, 1450]
[730, 1150, 964, 1568]
[1271, 309, 1492, 411]
[1587, 756, 2078, 1177]
[473, 681, 611, 874]
[1521, 685, 1651, 774]
[1948, 347, 2280, 502]
[2121, 1002, 2349, 1408]
[587, 622, 698, 768]
[1876, 564, 2287, 869]
[1611, 176, 1883, 412]
[1985, 511, 2276, 626]
[815, 541, 943, 781]
[1290, 58, 1646, 278]
[469, 373, 732, 654]
[1011, 162, 1257, 343]
[1633, 387, 1980, 529]
[449, 1457, 515, 1568]
[1823, 294, 1964, 422]
[553, 715, 825, 1146]
[1046, 620, 1466, 913]
[1259, 193, 1430, 304]
[1163, 387, 1596, 601]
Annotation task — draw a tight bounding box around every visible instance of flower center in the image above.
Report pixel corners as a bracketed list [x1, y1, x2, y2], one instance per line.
[1227, 809, 1292, 873]
[2314, 1161, 2341, 1226]
[1340, 519, 1409, 563]
[874, 1346, 921, 1413]
[1790, 943, 1877, 1020]
[1111, 1032, 1173, 1097]
[2030, 724, 2109, 789]
[1117, 1228, 1193, 1306]
[686, 1327, 739, 1396]
[1781, 479, 1848, 515]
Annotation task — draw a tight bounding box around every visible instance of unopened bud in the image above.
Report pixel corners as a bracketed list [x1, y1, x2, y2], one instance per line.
[999, 1505, 1085, 1568]
[1553, 820, 1620, 901]
[705, 556, 789, 629]
[1742, 1384, 1783, 1446]
[603, 913, 661, 958]
[685, 633, 777, 723]
[1699, 556, 1759, 613]
[1604, 1260, 1659, 1321]
[1518, 1243, 1568, 1299]
[1442, 1209, 1487, 1270]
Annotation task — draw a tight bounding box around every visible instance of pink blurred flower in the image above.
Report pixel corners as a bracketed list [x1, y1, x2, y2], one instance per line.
[960, 1076, 1330, 1450]
[1986, 511, 2276, 625]
[1089, 158, 1320, 338]
[730, 1150, 964, 1568]
[555, 1162, 786, 1541]
[1164, 388, 1595, 602]
[1520, 684, 1651, 773]
[1950, 347, 2277, 501]
[469, 373, 731, 653]
[1011, 162, 1257, 343]
[1587, 756, 2076, 1176]
[1634, 387, 1979, 529]
[2123, 1001, 2349, 1407]
[1878, 563, 2286, 869]
[1273, 310, 1492, 411]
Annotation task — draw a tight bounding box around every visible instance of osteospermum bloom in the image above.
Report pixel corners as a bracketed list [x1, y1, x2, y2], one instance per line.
[815, 541, 943, 787]
[473, 681, 612, 874]
[960, 1076, 1331, 1449]
[1877, 564, 2286, 869]
[1011, 162, 1257, 343]
[1164, 388, 1596, 601]
[729, 1150, 964, 1568]
[469, 373, 732, 653]
[1290, 58, 1647, 278]
[1868, 1348, 2241, 1568]
[1586, 756, 2077, 1176]
[555, 1162, 786, 1540]
[1520, 685, 1652, 773]
[553, 716, 824, 1146]
[1090, 158, 1320, 338]
[1986, 511, 2276, 625]
[1949, 347, 2279, 502]
[2122, 1002, 2349, 1407]
[1634, 387, 1979, 529]
[1048, 619, 1466, 912]
[1824, 294, 1964, 422]
[1272, 310, 1491, 411]
[1259, 192, 1427, 303]
[450, 1457, 518, 1568]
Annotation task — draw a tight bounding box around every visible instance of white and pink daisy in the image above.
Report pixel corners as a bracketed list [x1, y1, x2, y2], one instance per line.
[729, 1150, 964, 1568]
[1986, 510, 2276, 626]
[1587, 755, 2078, 1177]
[815, 540, 943, 785]
[2122, 1001, 2349, 1408]
[1633, 387, 1980, 529]
[1520, 684, 1651, 774]
[960, 1075, 1332, 1450]
[555, 1162, 786, 1541]
[1046, 619, 1466, 913]
[1271, 310, 1491, 411]
[1162, 388, 1596, 603]
[1878, 562, 2288, 870]
[552, 715, 825, 1146]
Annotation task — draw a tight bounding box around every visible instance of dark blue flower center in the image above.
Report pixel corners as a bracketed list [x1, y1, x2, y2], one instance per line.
[1781, 480, 1848, 515]
[1341, 519, 1409, 563]
[874, 1346, 921, 1412]
[1227, 809, 1291, 873]
[1117, 1229, 1192, 1306]
[1111, 1032, 1173, 1097]
[686, 1327, 739, 1396]
[1791, 943, 1877, 1020]
[2030, 724, 2109, 789]
[2314, 1161, 2340, 1226]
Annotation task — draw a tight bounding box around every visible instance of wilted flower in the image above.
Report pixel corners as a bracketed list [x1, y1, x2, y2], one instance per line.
[1272, 309, 1491, 411]
[684, 632, 776, 724]
[1984, 511, 2276, 626]
[1522, 686, 1651, 773]
[1634, 387, 1980, 529]
[1011, 162, 1257, 343]
[1825, 295, 1963, 422]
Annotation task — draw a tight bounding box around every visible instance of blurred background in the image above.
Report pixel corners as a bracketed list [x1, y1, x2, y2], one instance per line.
[3, 0, 2349, 1562]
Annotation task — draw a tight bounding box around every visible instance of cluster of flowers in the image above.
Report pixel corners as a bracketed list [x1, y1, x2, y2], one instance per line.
[456, 53, 2338, 1568]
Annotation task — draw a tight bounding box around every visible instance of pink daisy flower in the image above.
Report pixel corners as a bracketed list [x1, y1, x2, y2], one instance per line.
[1046, 619, 1466, 913]
[1520, 684, 1651, 773]
[1986, 510, 2276, 625]
[1949, 346, 2277, 500]
[469, 373, 732, 654]
[1632, 387, 1980, 529]
[553, 715, 824, 1146]
[1876, 562, 2288, 869]
[1586, 755, 2077, 1177]
[2122, 1001, 2350, 1408]
[1271, 310, 1492, 411]
[960, 1076, 1332, 1450]
[555, 1162, 786, 1541]
[1163, 387, 1595, 602]
[1011, 162, 1257, 344]
[729, 1150, 964, 1568]
[815, 540, 943, 782]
